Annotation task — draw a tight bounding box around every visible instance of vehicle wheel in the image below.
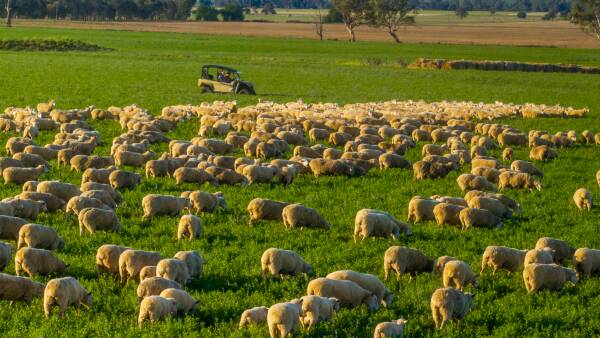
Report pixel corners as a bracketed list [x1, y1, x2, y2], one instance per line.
[200, 86, 212, 94]
[237, 87, 250, 95]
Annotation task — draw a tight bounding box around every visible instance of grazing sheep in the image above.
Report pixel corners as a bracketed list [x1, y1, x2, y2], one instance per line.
[373, 318, 408, 338]
[173, 167, 217, 185]
[278, 164, 297, 187]
[13, 153, 49, 169]
[241, 164, 279, 184]
[57, 149, 74, 166]
[267, 299, 303, 338]
[15, 247, 67, 277]
[3, 165, 46, 185]
[156, 258, 191, 285]
[65, 196, 109, 216]
[22, 180, 39, 192]
[118, 249, 163, 286]
[510, 160, 543, 177]
[78, 208, 121, 236]
[407, 197, 439, 223]
[326, 270, 393, 308]
[529, 145, 558, 161]
[434, 256, 457, 274]
[524, 248, 554, 267]
[177, 214, 202, 240]
[431, 195, 468, 207]
[464, 190, 520, 211]
[573, 248, 600, 279]
[0, 201, 14, 217]
[159, 288, 197, 313]
[467, 196, 512, 218]
[95, 244, 129, 274]
[457, 174, 496, 192]
[281, 204, 330, 230]
[239, 306, 269, 328]
[471, 167, 500, 184]
[309, 158, 355, 177]
[44, 277, 93, 318]
[17, 223, 64, 250]
[173, 251, 204, 279]
[0, 215, 29, 240]
[412, 157, 455, 180]
[142, 194, 191, 219]
[138, 295, 178, 327]
[522, 263, 577, 293]
[472, 156, 503, 169]
[307, 278, 379, 311]
[114, 150, 155, 167]
[573, 188, 592, 210]
[109, 170, 142, 189]
[430, 287, 474, 330]
[535, 237, 575, 264]
[502, 147, 513, 161]
[498, 171, 542, 191]
[260, 248, 312, 278]
[81, 182, 123, 204]
[379, 153, 411, 170]
[139, 266, 157, 281]
[4, 198, 47, 219]
[354, 209, 411, 241]
[480, 246, 527, 275]
[383, 246, 434, 280]
[0, 242, 10, 271]
[459, 208, 502, 230]
[247, 198, 289, 225]
[70, 155, 113, 172]
[18, 192, 65, 212]
[433, 203, 465, 226]
[581, 130, 595, 144]
[80, 190, 117, 208]
[181, 191, 226, 213]
[81, 167, 116, 184]
[300, 295, 339, 328]
[0, 272, 45, 304]
[443, 260, 477, 291]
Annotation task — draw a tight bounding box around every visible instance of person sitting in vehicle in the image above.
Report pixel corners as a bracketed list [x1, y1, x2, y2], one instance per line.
[218, 71, 232, 83]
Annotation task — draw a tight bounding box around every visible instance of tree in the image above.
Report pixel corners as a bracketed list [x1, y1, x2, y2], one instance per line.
[323, 7, 343, 22]
[367, 0, 414, 43]
[5, 0, 12, 27]
[314, 9, 324, 40]
[571, 0, 600, 40]
[331, 0, 368, 41]
[262, 1, 276, 14]
[193, 3, 219, 20]
[220, 2, 244, 21]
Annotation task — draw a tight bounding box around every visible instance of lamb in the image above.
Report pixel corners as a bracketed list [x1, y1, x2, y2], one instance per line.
[383, 246, 434, 280]
[181, 191, 226, 213]
[267, 299, 303, 338]
[373, 318, 408, 338]
[534, 237, 575, 264]
[573, 188, 592, 210]
[159, 288, 197, 313]
[177, 214, 202, 240]
[260, 248, 312, 278]
[18, 192, 65, 212]
[354, 209, 411, 241]
[109, 170, 142, 189]
[306, 278, 379, 311]
[434, 256, 457, 273]
[156, 258, 191, 285]
[44, 277, 93, 318]
[247, 198, 289, 225]
[3, 165, 46, 185]
[281, 203, 330, 230]
[81, 167, 116, 184]
[430, 287, 474, 330]
[498, 171, 542, 191]
[407, 197, 439, 223]
[80, 190, 117, 208]
[138, 295, 178, 327]
[173, 251, 204, 279]
[299, 295, 339, 328]
[467, 196, 512, 218]
[326, 270, 393, 308]
[140, 266, 157, 281]
[95, 244, 130, 274]
[524, 248, 554, 267]
[433, 203, 465, 226]
[81, 182, 123, 204]
[15, 247, 68, 277]
[480, 246, 527, 275]
[459, 208, 502, 230]
[0, 242, 10, 271]
[0, 215, 28, 240]
[118, 249, 163, 285]
[78, 207, 121, 236]
[17, 223, 64, 250]
[114, 150, 155, 167]
[573, 248, 600, 279]
[239, 306, 269, 328]
[142, 194, 191, 219]
[522, 263, 577, 293]
[456, 174, 496, 192]
[529, 145, 558, 161]
[510, 160, 543, 177]
[65, 196, 110, 216]
[0, 272, 45, 304]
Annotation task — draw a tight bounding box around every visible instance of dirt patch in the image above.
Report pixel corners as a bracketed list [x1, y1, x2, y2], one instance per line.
[410, 58, 600, 74]
[0, 38, 111, 51]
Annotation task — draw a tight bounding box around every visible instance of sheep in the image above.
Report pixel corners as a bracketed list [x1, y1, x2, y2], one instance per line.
[529, 145, 558, 161]
[422, 143, 447, 157]
[80, 190, 117, 208]
[383, 246, 434, 280]
[114, 150, 155, 167]
[281, 203, 330, 230]
[433, 203, 465, 226]
[0, 242, 10, 272]
[498, 132, 527, 147]
[66, 196, 110, 216]
[159, 288, 197, 313]
[13, 153, 49, 169]
[177, 214, 202, 240]
[57, 149, 74, 166]
[581, 130, 595, 144]
[81, 182, 123, 204]
[18, 192, 65, 212]
[0, 272, 45, 304]
[6, 137, 33, 156]
[573, 248, 600, 279]
[379, 153, 411, 170]
[412, 157, 454, 180]
[241, 164, 279, 184]
[34, 181, 80, 203]
[260, 248, 312, 278]
[118, 249, 163, 286]
[467, 196, 512, 218]
[239, 306, 269, 328]
[109, 170, 142, 189]
[573, 188, 592, 210]
[172, 166, 215, 185]
[156, 258, 191, 285]
[434, 256, 457, 274]
[471, 156, 503, 169]
[307, 278, 379, 311]
[0, 201, 14, 217]
[464, 190, 521, 211]
[0, 157, 23, 175]
[502, 147, 513, 161]
[457, 174, 496, 192]
[17, 223, 64, 250]
[278, 164, 297, 187]
[326, 270, 393, 308]
[535, 237, 575, 264]
[22, 180, 39, 192]
[145, 158, 169, 178]
[142, 194, 191, 219]
[443, 260, 477, 291]
[181, 191, 226, 213]
[373, 318, 408, 338]
[44, 277, 93, 318]
[247, 198, 289, 225]
[267, 299, 303, 338]
[431, 195, 468, 207]
[70, 155, 113, 172]
[0, 215, 28, 240]
[510, 160, 543, 177]
[95, 244, 130, 274]
[81, 167, 116, 184]
[4, 198, 47, 219]
[78, 208, 121, 236]
[498, 171, 542, 191]
[309, 158, 355, 177]
[3, 165, 46, 185]
[522, 263, 577, 293]
[480, 246, 527, 275]
[459, 208, 502, 230]
[430, 287, 474, 330]
[407, 197, 439, 223]
[524, 248, 554, 267]
[597, 170, 600, 188]
[173, 251, 204, 279]
[140, 266, 157, 281]
[354, 209, 411, 241]
[15, 247, 67, 277]
[471, 167, 500, 183]
[138, 295, 178, 327]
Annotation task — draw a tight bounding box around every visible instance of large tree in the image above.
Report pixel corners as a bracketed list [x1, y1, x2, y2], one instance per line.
[331, 0, 368, 41]
[571, 0, 600, 39]
[5, 0, 12, 26]
[367, 0, 414, 43]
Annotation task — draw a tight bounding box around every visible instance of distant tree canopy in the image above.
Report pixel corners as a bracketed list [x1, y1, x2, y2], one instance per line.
[571, 0, 600, 39]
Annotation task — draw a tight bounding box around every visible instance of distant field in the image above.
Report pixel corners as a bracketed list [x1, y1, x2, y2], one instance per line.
[0, 27, 600, 337]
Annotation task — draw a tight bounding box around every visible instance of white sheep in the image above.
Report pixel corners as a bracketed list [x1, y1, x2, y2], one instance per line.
[456, 174, 496, 192]
[260, 248, 312, 278]
[354, 209, 411, 242]
[523, 263, 577, 293]
[299, 295, 339, 328]
[326, 270, 393, 308]
[573, 248, 600, 279]
[573, 188, 592, 210]
[17, 223, 64, 250]
[407, 197, 439, 223]
[181, 191, 226, 213]
[78, 207, 121, 236]
[443, 260, 478, 291]
[373, 318, 408, 338]
[430, 287, 474, 329]
[459, 208, 503, 230]
[173, 251, 204, 279]
[524, 248, 554, 267]
[44, 277, 93, 318]
[239, 306, 269, 328]
[138, 295, 178, 327]
[384, 246, 434, 280]
[156, 258, 191, 285]
[118, 249, 163, 286]
[480, 246, 527, 275]
[142, 194, 191, 219]
[534, 237, 574, 264]
[137, 276, 181, 301]
[267, 299, 303, 338]
[159, 288, 197, 313]
[247, 198, 289, 224]
[0, 272, 45, 304]
[96, 244, 129, 274]
[281, 204, 330, 230]
[177, 214, 202, 240]
[307, 277, 379, 311]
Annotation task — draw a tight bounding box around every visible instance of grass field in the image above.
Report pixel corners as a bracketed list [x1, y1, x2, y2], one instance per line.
[0, 27, 600, 337]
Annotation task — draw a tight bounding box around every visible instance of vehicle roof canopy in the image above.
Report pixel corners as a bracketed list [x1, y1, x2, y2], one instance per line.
[202, 65, 240, 73]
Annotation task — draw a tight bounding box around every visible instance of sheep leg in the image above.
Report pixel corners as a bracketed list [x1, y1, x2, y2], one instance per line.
[268, 324, 277, 338]
[439, 308, 450, 330]
[383, 262, 391, 281]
